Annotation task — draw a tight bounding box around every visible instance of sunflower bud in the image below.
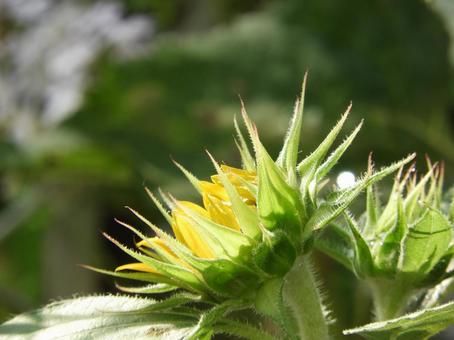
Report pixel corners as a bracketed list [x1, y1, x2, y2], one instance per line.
[89, 77, 409, 300]
[347, 163, 451, 285]
[318, 160, 453, 318]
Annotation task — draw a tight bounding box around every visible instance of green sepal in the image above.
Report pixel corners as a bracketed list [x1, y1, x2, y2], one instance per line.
[256, 141, 304, 237]
[128, 292, 204, 314]
[277, 74, 307, 186]
[306, 153, 415, 232]
[115, 283, 178, 294]
[200, 258, 262, 297]
[298, 105, 351, 204]
[145, 187, 173, 225]
[363, 156, 382, 237]
[315, 120, 363, 183]
[374, 165, 407, 235]
[234, 115, 255, 171]
[345, 213, 374, 278]
[364, 184, 380, 236]
[241, 105, 305, 238]
[404, 169, 434, 222]
[314, 223, 355, 272]
[82, 265, 180, 286]
[103, 233, 206, 293]
[188, 299, 248, 340]
[253, 230, 298, 276]
[172, 159, 202, 194]
[375, 196, 407, 276]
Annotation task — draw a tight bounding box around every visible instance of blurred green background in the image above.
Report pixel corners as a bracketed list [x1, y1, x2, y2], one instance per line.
[1, 0, 454, 338]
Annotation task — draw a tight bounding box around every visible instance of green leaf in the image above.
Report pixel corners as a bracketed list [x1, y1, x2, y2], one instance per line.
[399, 209, 452, 282]
[0, 295, 199, 339]
[344, 301, 454, 340]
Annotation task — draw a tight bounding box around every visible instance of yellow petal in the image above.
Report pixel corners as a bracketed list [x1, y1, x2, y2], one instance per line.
[208, 166, 257, 204]
[199, 181, 230, 201]
[211, 165, 256, 187]
[220, 165, 256, 182]
[203, 193, 241, 231]
[115, 262, 157, 274]
[171, 201, 214, 259]
[137, 237, 191, 268]
[136, 237, 173, 254]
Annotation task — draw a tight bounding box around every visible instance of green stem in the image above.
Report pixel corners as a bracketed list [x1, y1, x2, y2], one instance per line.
[216, 319, 275, 340]
[369, 279, 412, 321]
[282, 255, 330, 340]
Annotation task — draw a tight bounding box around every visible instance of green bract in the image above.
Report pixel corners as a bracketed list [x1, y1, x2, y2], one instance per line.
[86, 76, 413, 303]
[318, 160, 454, 320]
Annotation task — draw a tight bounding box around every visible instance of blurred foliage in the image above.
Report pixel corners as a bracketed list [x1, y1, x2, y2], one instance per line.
[1, 0, 454, 338]
[122, 0, 268, 30]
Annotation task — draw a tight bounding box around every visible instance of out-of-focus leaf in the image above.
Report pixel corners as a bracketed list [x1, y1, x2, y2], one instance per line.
[344, 301, 454, 340]
[0, 295, 198, 339]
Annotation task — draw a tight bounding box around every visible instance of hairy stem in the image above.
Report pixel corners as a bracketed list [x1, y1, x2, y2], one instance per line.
[216, 319, 275, 340]
[369, 279, 411, 321]
[282, 255, 330, 340]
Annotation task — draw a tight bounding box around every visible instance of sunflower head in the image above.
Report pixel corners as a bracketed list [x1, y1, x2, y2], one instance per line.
[92, 77, 413, 299]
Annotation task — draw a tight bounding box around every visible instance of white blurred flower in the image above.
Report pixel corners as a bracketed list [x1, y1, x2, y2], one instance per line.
[0, 0, 153, 143]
